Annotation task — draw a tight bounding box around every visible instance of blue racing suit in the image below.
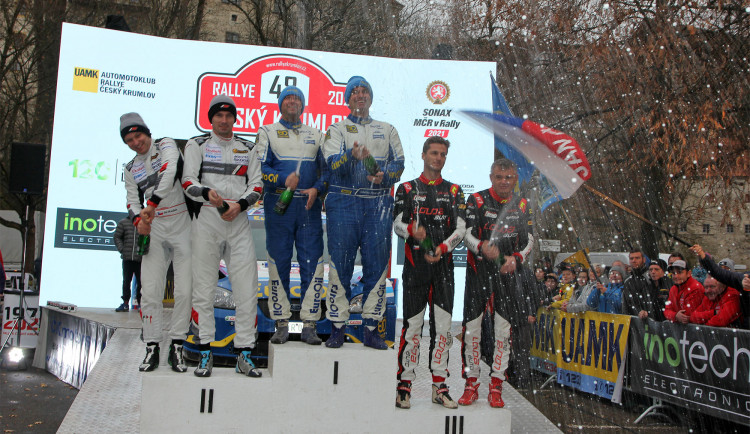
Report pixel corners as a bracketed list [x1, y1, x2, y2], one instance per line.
[322, 114, 404, 327]
[256, 119, 328, 322]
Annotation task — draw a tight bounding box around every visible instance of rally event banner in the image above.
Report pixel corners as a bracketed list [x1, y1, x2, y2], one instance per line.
[530, 307, 631, 402]
[33, 307, 115, 388]
[629, 319, 750, 426]
[43, 24, 496, 315]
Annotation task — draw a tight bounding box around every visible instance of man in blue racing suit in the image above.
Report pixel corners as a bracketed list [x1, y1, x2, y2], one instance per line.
[322, 76, 405, 349]
[256, 86, 328, 345]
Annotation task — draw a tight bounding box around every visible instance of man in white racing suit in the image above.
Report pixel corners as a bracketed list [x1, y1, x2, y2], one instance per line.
[182, 95, 263, 377]
[121, 112, 192, 373]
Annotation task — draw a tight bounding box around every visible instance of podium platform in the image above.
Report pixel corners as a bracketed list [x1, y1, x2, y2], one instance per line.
[52, 309, 559, 433]
[141, 343, 511, 433]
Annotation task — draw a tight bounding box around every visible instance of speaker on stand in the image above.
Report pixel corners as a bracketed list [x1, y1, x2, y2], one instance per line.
[1, 142, 46, 369]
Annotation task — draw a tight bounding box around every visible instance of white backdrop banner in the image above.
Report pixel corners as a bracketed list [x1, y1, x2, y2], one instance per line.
[43, 23, 496, 317]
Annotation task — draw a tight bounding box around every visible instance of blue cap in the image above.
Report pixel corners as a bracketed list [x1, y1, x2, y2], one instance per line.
[344, 76, 372, 104]
[278, 86, 305, 114]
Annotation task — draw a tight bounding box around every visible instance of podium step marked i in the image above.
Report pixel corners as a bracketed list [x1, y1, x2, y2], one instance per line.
[141, 342, 511, 433]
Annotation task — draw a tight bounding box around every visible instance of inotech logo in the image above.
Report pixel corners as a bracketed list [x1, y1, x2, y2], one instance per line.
[54, 207, 127, 251]
[73, 67, 100, 93]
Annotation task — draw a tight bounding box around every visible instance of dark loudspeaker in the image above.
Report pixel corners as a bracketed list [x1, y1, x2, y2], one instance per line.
[9, 142, 46, 195]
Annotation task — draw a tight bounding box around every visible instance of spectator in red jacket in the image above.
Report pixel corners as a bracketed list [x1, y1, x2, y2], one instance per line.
[664, 260, 704, 324]
[689, 276, 742, 327]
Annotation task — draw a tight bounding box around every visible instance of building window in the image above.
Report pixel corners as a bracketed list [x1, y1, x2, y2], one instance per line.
[222, 0, 241, 5]
[727, 224, 734, 233]
[745, 224, 750, 234]
[679, 222, 687, 232]
[225, 32, 240, 43]
[231, 14, 237, 22]
[702, 224, 710, 234]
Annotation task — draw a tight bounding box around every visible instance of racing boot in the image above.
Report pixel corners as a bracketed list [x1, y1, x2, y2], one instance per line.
[168, 340, 188, 373]
[235, 349, 262, 378]
[270, 319, 289, 344]
[194, 347, 213, 377]
[488, 378, 505, 408]
[139, 343, 159, 372]
[325, 323, 346, 348]
[395, 381, 412, 409]
[458, 379, 480, 406]
[300, 320, 322, 345]
[363, 327, 388, 350]
[432, 383, 458, 409]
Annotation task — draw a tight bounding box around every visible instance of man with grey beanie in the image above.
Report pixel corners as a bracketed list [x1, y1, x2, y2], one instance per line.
[121, 112, 193, 373]
[182, 94, 263, 377]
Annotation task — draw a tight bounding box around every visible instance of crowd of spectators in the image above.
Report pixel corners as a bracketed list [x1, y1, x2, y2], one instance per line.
[532, 245, 748, 329]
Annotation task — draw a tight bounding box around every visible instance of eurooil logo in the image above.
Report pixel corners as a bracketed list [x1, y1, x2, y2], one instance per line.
[72, 67, 99, 93]
[54, 207, 127, 251]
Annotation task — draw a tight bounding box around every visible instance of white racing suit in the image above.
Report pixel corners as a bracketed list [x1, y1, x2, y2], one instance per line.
[256, 120, 328, 323]
[124, 137, 192, 343]
[182, 132, 263, 349]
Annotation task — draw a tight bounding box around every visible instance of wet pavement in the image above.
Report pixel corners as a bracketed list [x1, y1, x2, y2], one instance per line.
[0, 348, 78, 433]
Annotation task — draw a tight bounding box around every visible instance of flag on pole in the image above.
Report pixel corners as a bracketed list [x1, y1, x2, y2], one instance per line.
[490, 74, 536, 184]
[461, 109, 591, 205]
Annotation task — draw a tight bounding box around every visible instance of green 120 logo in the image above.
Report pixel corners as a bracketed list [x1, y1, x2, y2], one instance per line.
[69, 159, 111, 180]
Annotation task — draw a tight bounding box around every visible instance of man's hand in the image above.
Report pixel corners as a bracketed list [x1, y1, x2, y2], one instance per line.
[561, 301, 568, 312]
[638, 310, 649, 319]
[499, 255, 516, 274]
[552, 295, 561, 302]
[597, 282, 607, 294]
[424, 245, 443, 264]
[137, 219, 151, 235]
[351, 141, 369, 161]
[140, 205, 155, 224]
[743, 275, 750, 292]
[208, 189, 224, 208]
[301, 188, 317, 210]
[675, 310, 689, 324]
[367, 172, 384, 184]
[221, 202, 241, 222]
[411, 225, 427, 242]
[285, 172, 299, 191]
[528, 315, 536, 324]
[690, 244, 706, 259]
[481, 243, 500, 261]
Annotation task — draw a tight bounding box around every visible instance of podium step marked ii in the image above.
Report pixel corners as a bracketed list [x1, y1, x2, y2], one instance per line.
[141, 342, 511, 433]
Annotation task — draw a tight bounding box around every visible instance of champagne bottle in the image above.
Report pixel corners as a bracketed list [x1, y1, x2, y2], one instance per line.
[137, 234, 150, 255]
[273, 187, 294, 215]
[217, 201, 229, 215]
[420, 237, 435, 257]
[363, 155, 380, 176]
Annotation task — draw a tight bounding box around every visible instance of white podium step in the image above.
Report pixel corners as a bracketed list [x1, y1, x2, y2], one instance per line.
[140, 367, 273, 433]
[141, 342, 511, 433]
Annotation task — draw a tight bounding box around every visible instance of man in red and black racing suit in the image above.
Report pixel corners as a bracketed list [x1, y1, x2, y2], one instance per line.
[459, 158, 533, 408]
[393, 136, 466, 410]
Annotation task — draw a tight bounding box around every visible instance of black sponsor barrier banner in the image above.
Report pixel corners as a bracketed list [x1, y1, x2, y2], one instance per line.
[38, 307, 115, 389]
[629, 319, 750, 426]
